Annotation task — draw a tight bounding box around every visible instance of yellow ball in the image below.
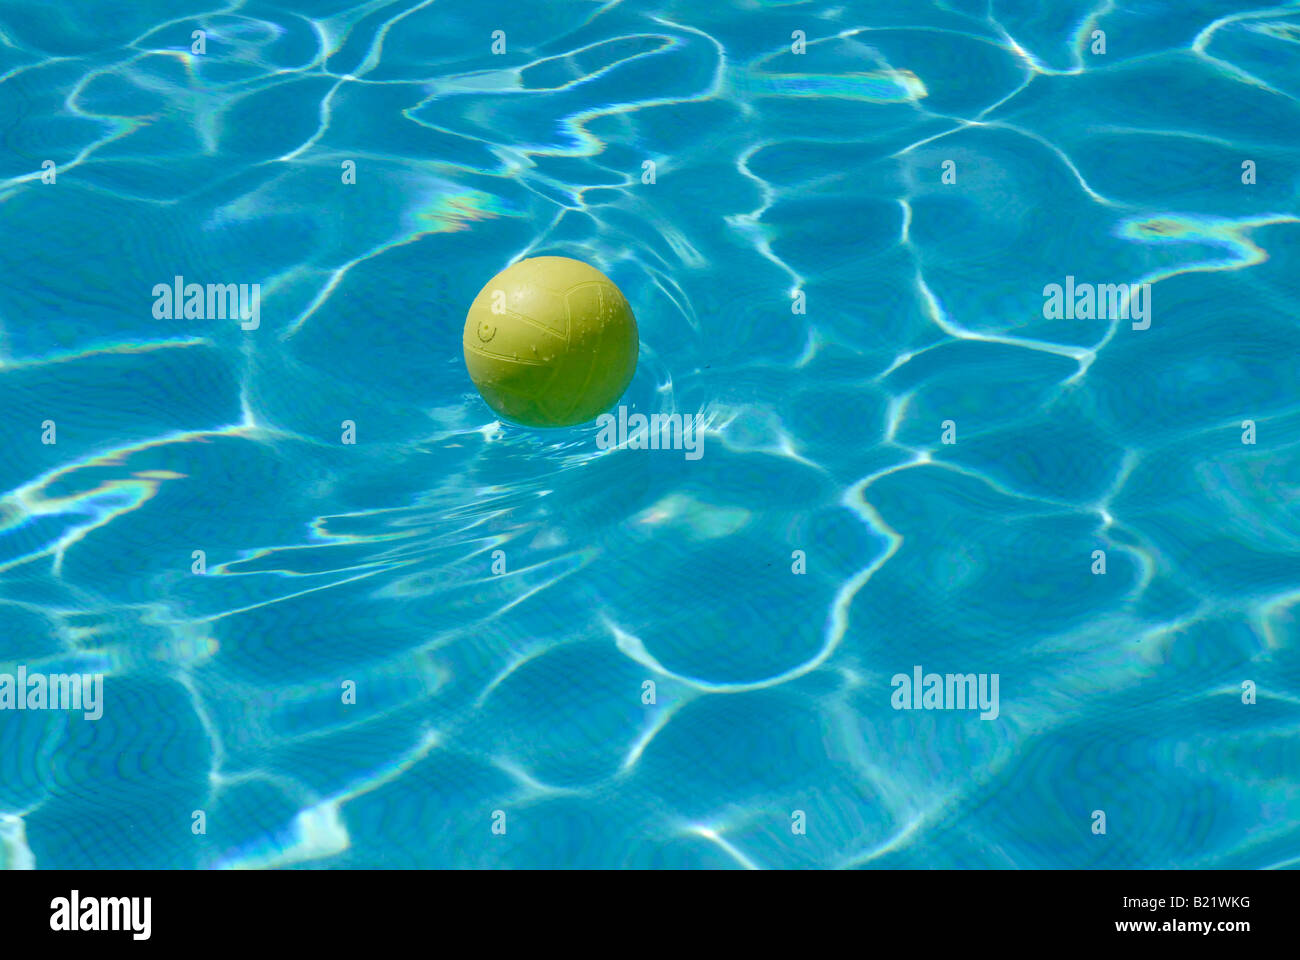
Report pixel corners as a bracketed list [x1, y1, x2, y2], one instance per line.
[463, 256, 639, 427]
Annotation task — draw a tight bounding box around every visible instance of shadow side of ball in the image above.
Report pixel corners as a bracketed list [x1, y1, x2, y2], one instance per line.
[463, 256, 639, 428]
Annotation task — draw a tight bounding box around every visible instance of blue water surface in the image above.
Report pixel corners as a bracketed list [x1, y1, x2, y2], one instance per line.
[0, 0, 1298, 869]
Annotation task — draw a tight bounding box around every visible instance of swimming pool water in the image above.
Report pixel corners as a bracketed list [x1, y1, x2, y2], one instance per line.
[0, 0, 1298, 869]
